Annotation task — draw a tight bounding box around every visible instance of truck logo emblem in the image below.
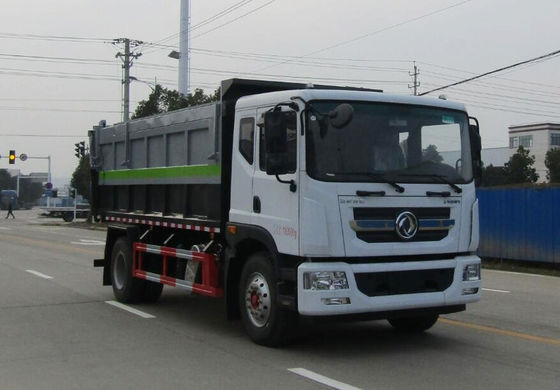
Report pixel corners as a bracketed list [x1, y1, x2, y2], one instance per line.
[395, 211, 418, 240]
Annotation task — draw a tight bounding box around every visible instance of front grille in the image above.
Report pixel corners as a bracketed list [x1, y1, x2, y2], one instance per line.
[354, 268, 454, 297]
[352, 207, 452, 243]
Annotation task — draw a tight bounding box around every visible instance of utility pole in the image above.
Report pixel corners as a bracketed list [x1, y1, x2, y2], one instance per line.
[114, 38, 142, 122]
[409, 61, 420, 96]
[179, 0, 190, 96]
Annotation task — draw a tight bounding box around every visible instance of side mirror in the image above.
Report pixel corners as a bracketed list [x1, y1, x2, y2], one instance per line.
[264, 110, 290, 175]
[469, 117, 482, 183]
[328, 103, 354, 129]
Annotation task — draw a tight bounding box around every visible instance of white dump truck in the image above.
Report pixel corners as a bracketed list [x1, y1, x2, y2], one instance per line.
[91, 79, 482, 346]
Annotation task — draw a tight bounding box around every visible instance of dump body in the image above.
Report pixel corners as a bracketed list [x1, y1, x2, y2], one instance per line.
[90, 102, 223, 231]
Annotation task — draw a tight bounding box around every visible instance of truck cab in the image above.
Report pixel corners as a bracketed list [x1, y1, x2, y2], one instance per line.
[228, 87, 481, 328]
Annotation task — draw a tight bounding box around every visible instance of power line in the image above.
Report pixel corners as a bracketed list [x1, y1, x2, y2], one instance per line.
[0, 69, 120, 82]
[419, 49, 560, 95]
[0, 134, 86, 138]
[0, 32, 110, 43]
[143, 0, 254, 52]
[461, 100, 560, 119]
[192, 0, 277, 40]
[418, 61, 560, 90]
[420, 71, 560, 99]
[0, 52, 117, 65]
[0, 106, 120, 113]
[254, 0, 473, 72]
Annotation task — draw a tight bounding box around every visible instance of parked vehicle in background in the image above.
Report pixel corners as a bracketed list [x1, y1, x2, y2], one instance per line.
[90, 78, 483, 346]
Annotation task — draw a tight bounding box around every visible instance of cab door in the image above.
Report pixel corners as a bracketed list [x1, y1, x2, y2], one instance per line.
[229, 112, 257, 226]
[252, 107, 300, 255]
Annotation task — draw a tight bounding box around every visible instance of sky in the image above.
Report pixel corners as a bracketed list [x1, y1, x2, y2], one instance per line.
[0, 0, 559, 186]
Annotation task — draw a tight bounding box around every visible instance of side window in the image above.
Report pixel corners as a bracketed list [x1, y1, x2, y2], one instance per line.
[239, 118, 255, 164]
[260, 111, 297, 173]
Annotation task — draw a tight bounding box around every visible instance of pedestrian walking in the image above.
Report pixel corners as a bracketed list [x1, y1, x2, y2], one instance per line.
[6, 202, 15, 219]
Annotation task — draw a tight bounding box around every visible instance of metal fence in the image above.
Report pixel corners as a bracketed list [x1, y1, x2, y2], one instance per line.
[477, 187, 560, 264]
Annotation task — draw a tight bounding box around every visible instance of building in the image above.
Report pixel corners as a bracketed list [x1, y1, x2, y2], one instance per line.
[508, 123, 560, 180]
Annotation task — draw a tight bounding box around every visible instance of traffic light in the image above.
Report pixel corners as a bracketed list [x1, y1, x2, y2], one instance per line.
[9, 150, 16, 164]
[74, 141, 85, 158]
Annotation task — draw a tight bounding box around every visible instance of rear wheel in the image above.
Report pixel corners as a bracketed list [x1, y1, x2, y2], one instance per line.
[110, 237, 146, 303]
[388, 314, 439, 332]
[62, 212, 74, 222]
[239, 252, 296, 347]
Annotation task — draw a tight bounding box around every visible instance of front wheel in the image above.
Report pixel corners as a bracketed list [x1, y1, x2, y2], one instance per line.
[239, 252, 296, 347]
[62, 212, 74, 222]
[388, 314, 439, 332]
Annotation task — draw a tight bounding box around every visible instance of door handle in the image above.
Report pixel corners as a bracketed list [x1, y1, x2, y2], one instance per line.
[253, 196, 261, 213]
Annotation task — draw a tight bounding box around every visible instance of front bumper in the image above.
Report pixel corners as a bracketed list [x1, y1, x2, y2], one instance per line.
[297, 255, 481, 316]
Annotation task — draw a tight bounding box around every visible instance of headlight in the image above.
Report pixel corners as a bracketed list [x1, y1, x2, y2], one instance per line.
[463, 264, 481, 281]
[303, 271, 349, 290]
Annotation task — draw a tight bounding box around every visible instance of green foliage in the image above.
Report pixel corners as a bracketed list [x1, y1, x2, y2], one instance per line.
[480, 164, 508, 187]
[0, 169, 15, 190]
[504, 146, 539, 184]
[422, 144, 443, 163]
[544, 148, 560, 183]
[18, 180, 43, 205]
[132, 84, 220, 119]
[71, 155, 91, 201]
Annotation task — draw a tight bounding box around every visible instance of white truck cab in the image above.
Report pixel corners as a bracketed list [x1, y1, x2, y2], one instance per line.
[229, 88, 481, 317]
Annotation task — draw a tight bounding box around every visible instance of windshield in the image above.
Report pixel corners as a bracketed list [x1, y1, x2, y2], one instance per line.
[306, 101, 473, 184]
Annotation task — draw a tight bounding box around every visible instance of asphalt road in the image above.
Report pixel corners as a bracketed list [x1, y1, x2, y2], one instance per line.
[0, 210, 559, 390]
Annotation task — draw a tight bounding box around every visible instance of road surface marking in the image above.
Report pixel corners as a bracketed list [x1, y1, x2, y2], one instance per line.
[485, 269, 558, 279]
[105, 300, 155, 319]
[71, 239, 105, 246]
[26, 269, 53, 279]
[288, 368, 362, 390]
[0, 226, 12, 230]
[482, 288, 511, 293]
[440, 318, 560, 347]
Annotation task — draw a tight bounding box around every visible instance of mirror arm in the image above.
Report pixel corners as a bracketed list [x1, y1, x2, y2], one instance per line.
[275, 175, 297, 192]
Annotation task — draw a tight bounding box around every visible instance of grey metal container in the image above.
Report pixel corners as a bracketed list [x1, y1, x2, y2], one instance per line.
[89, 102, 223, 228]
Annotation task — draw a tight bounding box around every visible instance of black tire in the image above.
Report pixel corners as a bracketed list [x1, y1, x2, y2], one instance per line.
[143, 281, 164, 302]
[110, 237, 146, 303]
[239, 252, 296, 347]
[62, 212, 74, 222]
[388, 314, 439, 332]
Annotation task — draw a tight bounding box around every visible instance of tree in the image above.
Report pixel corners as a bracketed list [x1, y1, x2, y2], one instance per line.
[480, 164, 508, 187]
[0, 169, 15, 190]
[71, 155, 91, 201]
[18, 180, 43, 206]
[422, 144, 443, 163]
[132, 85, 220, 119]
[545, 148, 560, 183]
[504, 146, 539, 184]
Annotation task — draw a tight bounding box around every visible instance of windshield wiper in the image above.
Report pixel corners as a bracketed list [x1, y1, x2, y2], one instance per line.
[333, 172, 405, 193]
[398, 173, 462, 193]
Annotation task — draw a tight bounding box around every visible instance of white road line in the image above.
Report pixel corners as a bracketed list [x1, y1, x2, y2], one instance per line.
[482, 288, 511, 293]
[26, 269, 53, 280]
[0, 226, 12, 230]
[105, 300, 155, 319]
[288, 368, 362, 390]
[70, 239, 105, 246]
[485, 269, 558, 279]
